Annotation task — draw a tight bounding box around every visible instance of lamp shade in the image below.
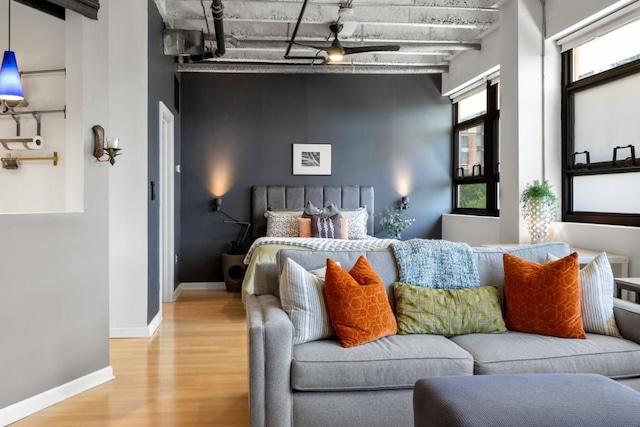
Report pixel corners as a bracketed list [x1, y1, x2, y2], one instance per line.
[0, 50, 24, 101]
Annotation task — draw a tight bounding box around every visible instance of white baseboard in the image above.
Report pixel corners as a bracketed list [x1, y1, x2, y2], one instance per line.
[110, 312, 163, 338]
[0, 366, 114, 426]
[147, 311, 163, 337]
[179, 281, 225, 291]
[173, 282, 184, 300]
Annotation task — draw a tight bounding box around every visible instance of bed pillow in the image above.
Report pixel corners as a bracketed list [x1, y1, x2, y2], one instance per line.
[395, 283, 507, 336]
[340, 208, 369, 239]
[298, 217, 348, 239]
[324, 256, 397, 347]
[302, 201, 340, 218]
[548, 252, 621, 337]
[279, 258, 334, 344]
[265, 210, 302, 237]
[504, 252, 586, 339]
[310, 214, 343, 239]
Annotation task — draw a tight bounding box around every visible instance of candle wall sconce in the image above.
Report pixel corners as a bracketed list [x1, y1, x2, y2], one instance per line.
[92, 125, 122, 165]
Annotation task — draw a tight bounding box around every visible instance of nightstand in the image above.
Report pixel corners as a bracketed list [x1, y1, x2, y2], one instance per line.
[615, 278, 640, 303]
[221, 253, 246, 293]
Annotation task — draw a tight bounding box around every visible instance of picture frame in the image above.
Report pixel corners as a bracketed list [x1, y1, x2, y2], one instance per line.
[292, 143, 332, 175]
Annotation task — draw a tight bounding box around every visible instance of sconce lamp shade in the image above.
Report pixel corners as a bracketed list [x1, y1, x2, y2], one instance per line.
[0, 50, 24, 101]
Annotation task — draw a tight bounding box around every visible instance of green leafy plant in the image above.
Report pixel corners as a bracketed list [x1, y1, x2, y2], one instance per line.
[376, 206, 415, 240]
[520, 180, 558, 243]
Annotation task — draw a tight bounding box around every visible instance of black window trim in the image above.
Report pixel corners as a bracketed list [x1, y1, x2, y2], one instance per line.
[452, 82, 500, 217]
[561, 49, 640, 227]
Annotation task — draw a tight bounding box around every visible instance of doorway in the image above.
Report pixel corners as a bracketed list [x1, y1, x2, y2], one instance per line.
[159, 101, 175, 303]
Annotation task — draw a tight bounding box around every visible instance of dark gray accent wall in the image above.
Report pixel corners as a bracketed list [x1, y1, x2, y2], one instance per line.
[180, 73, 451, 282]
[148, 0, 181, 322]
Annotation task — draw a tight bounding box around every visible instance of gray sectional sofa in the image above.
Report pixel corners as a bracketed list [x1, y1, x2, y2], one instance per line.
[245, 242, 640, 427]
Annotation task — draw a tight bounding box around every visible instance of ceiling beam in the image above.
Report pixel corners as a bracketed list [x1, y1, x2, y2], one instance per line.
[177, 0, 499, 10]
[200, 49, 451, 64]
[174, 20, 487, 42]
[224, 38, 481, 51]
[168, 3, 497, 28]
[177, 62, 449, 74]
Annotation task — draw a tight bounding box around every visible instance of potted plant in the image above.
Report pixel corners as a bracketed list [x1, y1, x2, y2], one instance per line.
[520, 180, 558, 244]
[376, 205, 415, 240]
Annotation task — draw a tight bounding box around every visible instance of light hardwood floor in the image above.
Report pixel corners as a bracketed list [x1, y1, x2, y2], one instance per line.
[13, 290, 249, 427]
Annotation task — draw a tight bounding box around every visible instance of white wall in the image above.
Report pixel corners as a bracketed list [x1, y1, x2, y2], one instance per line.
[442, 0, 640, 278]
[442, 214, 501, 246]
[0, 3, 112, 423]
[546, 0, 633, 39]
[441, 28, 500, 95]
[107, 0, 151, 337]
[0, 2, 73, 213]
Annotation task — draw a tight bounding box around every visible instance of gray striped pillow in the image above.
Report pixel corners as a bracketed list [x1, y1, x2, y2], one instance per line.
[279, 258, 335, 344]
[548, 252, 621, 337]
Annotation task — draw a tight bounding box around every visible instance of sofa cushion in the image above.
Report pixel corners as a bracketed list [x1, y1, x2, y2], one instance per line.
[504, 252, 586, 339]
[450, 331, 640, 379]
[472, 243, 573, 302]
[291, 334, 474, 391]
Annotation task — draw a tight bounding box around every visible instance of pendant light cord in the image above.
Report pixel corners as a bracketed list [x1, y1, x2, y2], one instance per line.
[8, 0, 11, 50]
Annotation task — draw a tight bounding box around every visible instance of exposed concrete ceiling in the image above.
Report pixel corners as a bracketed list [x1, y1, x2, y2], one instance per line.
[157, 0, 500, 74]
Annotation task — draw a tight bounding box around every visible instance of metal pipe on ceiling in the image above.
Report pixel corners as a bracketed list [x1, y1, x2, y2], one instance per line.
[211, 0, 226, 57]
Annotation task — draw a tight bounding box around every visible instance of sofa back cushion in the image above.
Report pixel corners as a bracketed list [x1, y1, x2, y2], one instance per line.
[275, 242, 573, 309]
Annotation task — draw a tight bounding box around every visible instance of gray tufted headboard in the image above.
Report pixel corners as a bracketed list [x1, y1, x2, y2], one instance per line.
[251, 185, 374, 238]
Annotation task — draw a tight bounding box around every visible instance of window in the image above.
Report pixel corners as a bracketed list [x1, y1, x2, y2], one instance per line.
[452, 83, 499, 215]
[562, 17, 640, 226]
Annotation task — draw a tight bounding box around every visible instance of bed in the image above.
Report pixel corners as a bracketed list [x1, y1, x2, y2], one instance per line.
[242, 185, 395, 298]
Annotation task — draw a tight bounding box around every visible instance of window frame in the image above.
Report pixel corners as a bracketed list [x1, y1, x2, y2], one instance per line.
[562, 49, 640, 227]
[452, 83, 500, 216]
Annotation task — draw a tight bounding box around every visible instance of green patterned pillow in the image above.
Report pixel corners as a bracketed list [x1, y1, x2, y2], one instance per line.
[394, 283, 507, 336]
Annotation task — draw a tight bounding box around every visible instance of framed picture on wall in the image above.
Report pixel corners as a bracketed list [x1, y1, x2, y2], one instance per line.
[292, 144, 332, 175]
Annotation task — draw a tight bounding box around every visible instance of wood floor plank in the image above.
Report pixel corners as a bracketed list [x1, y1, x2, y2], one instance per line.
[12, 290, 249, 427]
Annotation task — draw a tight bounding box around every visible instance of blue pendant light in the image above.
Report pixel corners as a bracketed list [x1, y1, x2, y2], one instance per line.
[0, 0, 24, 101]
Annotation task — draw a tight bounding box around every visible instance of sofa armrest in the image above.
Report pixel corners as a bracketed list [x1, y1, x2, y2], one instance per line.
[246, 293, 293, 427]
[614, 298, 640, 345]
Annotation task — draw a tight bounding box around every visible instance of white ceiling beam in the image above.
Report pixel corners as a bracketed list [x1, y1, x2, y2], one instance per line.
[174, 20, 487, 42]
[200, 48, 451, 63]
[175, 0, 498, 11]
[167, 3, 497, 28]
[221, 40, 479, 54]
[177, 61, 449, 74]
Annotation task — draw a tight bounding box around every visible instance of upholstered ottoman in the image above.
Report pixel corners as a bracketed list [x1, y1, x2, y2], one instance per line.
[414, 374, 640, 427]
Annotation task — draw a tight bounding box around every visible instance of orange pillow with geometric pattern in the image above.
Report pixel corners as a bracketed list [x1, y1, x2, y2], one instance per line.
[503, 252, 586, 339]
[324, 256, 397, 347]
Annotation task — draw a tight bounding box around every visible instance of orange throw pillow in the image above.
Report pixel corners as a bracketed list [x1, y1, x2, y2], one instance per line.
[324, 256, 397, 347]
[503, 252, 585, 339]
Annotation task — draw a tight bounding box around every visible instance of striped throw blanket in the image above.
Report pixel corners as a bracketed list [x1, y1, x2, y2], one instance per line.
[391, 239, 480, 289]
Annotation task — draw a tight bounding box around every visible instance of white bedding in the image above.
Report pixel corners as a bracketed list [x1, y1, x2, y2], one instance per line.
[242, 237, 396, 298]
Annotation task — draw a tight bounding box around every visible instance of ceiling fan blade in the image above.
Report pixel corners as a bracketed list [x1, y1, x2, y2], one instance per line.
[343, 45, 401, 55]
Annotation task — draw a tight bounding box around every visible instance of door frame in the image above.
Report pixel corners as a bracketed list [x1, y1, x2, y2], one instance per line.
[159, 101, 176, 303]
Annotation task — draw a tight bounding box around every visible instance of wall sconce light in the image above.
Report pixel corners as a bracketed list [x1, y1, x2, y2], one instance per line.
[0, 0, 24, 102]
[212, 196, 251, 254]
[92, 125, 122, 165]
[401, 196, 410, 210]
